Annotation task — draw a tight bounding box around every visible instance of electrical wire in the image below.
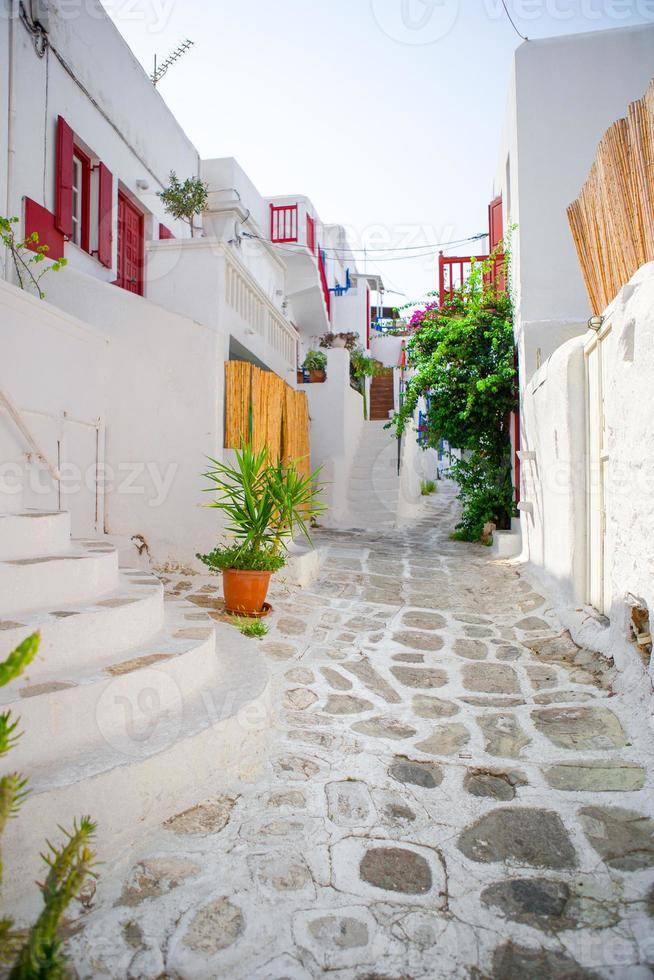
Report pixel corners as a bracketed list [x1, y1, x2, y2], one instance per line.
[500, 0, 529, 41]
[242, 231, 486, 258]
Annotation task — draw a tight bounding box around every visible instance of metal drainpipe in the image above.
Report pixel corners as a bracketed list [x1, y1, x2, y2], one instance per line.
[5, 0, 17, 228]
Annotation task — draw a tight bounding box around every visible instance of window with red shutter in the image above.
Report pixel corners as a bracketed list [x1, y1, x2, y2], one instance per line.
[488, 195, 503, 251]
[97, 163, 113, 268]
[55, 116, 74, 239]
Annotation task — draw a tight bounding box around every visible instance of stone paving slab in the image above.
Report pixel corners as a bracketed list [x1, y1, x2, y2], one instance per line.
[65, 484, 654, 978]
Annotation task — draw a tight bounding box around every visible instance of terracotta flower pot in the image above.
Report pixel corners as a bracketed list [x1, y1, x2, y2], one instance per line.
[309, 369, 326, 383]
[223, 568, 272, 615]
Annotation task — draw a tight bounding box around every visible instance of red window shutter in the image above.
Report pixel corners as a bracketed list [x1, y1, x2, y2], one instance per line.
[25, 198, 65, 261]
[159, 223, 174, 240]
[97, 163, 113, 268]
[488, 195, 503, 251]
[55, 115, 74, 238]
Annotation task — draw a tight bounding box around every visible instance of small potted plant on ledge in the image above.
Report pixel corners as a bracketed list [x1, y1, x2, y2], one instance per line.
[197, 444, 325, 615]
[299, 349, 327, 383]
[319, 331, 357, 351]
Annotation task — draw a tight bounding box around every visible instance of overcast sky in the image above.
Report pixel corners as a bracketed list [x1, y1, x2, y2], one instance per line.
[103, 0, 654, 304]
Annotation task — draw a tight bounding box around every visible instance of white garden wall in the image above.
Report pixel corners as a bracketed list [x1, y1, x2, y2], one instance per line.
[520, 335, 587, 604]
[521, 263, 654, 703]
[11, 267, 226, 569]
[305, 348, 365, 526]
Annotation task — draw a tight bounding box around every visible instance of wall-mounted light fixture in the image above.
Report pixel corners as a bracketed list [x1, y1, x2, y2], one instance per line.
[587, 314, 604, 332]
[136, 179, 149, 191]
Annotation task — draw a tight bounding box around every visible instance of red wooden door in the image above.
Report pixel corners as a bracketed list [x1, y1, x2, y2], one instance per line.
[116, 192, 144, 295]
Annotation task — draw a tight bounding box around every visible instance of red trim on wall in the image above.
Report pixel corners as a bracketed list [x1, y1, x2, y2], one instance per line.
[97, 163, 113, 268]
[73, 145, 92, 253]
[24, 198, 65, 261]
[55, 115, 74, 239]
[159, 223, 174, 240]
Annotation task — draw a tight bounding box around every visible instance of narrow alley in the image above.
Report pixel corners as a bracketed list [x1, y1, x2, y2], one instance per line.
[67, 484, 654, 979]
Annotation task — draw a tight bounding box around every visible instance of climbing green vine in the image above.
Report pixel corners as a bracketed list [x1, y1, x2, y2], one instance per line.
[388, 250, 517, 541]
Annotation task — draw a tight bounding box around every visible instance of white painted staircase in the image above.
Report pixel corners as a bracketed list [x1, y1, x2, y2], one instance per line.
[1, 509, 269, 922]
[345, 420, 422, 529]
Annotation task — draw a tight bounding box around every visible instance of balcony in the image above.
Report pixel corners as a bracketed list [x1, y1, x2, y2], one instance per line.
[145, 237, 299, 379]
[267, 198, 331, 333]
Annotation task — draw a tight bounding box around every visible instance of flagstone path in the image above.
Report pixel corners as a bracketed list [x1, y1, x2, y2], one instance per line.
[68, 484, 654, 979]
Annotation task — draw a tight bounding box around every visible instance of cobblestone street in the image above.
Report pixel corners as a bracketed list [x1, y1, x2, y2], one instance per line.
[69, 485, 654, 979]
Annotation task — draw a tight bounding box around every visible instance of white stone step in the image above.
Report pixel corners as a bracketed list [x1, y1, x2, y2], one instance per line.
[4, 624, 218, 774]
[0, 540, 119, 616]
[5, 623, 271, 923]
[0, 570, 164, 674]
[0, 509, 71, 560]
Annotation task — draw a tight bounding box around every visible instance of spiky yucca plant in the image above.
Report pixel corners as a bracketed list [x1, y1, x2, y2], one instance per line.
[0, 633, 98, 977]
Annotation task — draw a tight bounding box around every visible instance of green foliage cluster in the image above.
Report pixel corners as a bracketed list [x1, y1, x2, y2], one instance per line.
[301, 350, 327, 372]
[420, 480, 437, 496]
[389, 254, 517, 540]
[0, 633, 97, 977]
[158, 171, 208, 238]
[198, 543, 285, 573]
[234, 618, 268, 639]
[199, 443, 325, 571]
[1, 216, 67, 299]
[319, 332, 357, 351]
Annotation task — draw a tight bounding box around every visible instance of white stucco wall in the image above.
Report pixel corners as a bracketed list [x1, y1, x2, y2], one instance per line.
[19, 267, 226, 569]
[495, 23, 654, 382]
[521, 335, 587, 604]
[600, 264, 654, 690]
[520, 263, 654, 701]
[305, 348, 365, 525]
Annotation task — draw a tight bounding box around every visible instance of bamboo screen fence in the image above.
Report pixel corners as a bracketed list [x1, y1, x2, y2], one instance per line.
[224, 361, 311, 478]
[567, 78, 654, 314]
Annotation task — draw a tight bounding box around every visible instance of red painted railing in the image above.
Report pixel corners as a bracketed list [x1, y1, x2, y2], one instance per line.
[438, 252, 490, 305]
[306, 213, 316, 254]
[270, 203, 298, 243]
[318, 248, 331, 318]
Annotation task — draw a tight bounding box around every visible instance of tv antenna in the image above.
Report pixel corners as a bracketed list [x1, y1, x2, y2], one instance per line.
[151, 39, 195, 86]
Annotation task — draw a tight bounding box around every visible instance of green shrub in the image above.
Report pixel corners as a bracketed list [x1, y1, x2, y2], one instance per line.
[388, 246, 517, 539]
[301, 350, 327, 372]
[0, 633, 97, 977]
[420, 480, 436, 496]
[197, 544, 285, 573]
[234, 619, 268, 638]
[201, 443, 326, 572]
[158, 172, 208, 238]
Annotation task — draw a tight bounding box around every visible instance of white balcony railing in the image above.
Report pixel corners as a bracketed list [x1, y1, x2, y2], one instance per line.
[224, 251, 298, 370]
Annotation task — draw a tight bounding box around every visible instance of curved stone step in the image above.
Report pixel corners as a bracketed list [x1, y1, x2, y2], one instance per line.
[0, 509, 71, 560]
[5, 627, 271, 923]
[4, 624, 218, 774]
[0, 540, 119, 616]
[0, 570, 164, 674]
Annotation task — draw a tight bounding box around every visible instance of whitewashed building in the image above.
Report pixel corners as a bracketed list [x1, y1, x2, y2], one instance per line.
[488, 25, 654, 701]
[0, 0, 397, 568]
[0, 0, 423, 917]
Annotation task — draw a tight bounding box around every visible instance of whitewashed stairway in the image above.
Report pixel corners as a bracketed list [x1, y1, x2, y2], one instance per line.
[1, 509, 269, 922]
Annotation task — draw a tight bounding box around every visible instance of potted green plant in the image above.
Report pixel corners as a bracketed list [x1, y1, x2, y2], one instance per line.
[197, 444, 325, 615]
[319, 331, 357, 351]
[301, 349, 327, 383]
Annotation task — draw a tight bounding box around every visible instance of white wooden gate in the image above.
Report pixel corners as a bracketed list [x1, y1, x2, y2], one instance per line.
[585, 320, 611, 614]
